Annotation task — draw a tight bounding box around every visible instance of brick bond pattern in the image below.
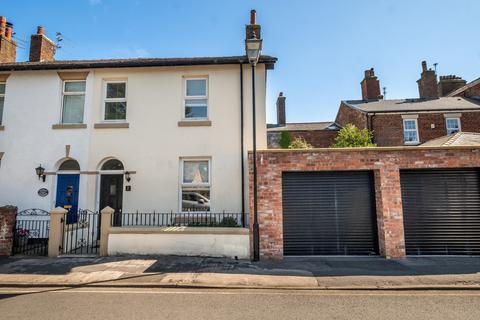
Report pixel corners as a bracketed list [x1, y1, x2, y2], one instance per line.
[0, 206, 17, 257]
[249, 147, 480, 260]
[268, 130, 338, 148]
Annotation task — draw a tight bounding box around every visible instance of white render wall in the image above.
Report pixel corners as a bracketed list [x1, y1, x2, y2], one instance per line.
[108, 230, 250, 259]
[0, 63, 267, 214]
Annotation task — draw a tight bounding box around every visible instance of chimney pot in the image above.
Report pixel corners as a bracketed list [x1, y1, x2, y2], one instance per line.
[37, 26, 44, 35]
[421, 60, 427, 72]
[5, 26, 12, 40]
[250, 10, 257, 24]
[276, 92, 286, 126]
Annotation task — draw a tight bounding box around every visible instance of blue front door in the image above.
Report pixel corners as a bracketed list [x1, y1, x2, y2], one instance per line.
[56, 174, 80, 224]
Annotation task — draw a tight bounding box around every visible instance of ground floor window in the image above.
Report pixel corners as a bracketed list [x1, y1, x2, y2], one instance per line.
[181, 159, 210, 212]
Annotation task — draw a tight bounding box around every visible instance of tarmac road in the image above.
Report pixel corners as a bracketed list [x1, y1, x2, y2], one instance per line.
[0, 287, 479, 320]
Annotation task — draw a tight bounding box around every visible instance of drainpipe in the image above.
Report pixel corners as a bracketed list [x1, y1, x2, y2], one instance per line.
[240, 63, 245, 227]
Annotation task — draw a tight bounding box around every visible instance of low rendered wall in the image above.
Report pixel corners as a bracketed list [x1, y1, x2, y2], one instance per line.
[107, 227, 250, 259]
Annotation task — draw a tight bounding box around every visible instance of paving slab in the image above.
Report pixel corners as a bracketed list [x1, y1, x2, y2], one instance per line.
[1, 255, 479, 290]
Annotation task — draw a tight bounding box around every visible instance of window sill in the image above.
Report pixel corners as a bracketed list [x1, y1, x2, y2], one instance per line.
[0, 125, 4, 131]
[52, 124, 87, 129]
[178, 120, 212, 127]
[404, 142, 420, 146]
[94, 122, 129, 129]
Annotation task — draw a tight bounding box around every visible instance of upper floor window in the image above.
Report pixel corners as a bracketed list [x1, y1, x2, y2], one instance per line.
[403, 119, 419, 144]
[181, 159, 210, 212]
[0, 83, 5, 125]
[446, 118, 461, 135]
[104, 81, 127, 121]
[184, 78, 208, 120]
[62, 81, 86, 124]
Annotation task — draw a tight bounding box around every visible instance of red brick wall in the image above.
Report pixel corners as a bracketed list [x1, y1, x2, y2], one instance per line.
[249, 147, 480, 260]
[0, 206, 17, 257]
[268, 130, 338, 148]
[335, 103, 368, 129]
[29, 35, 56, 62]
[372, 112, 480, 146]
[0, 36, 16, 63]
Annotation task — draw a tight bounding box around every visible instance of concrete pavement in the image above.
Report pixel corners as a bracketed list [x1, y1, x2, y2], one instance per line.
[0, 255, 479, 290]
[1, 287, 479, 319]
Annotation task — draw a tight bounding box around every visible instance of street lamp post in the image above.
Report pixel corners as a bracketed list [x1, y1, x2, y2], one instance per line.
[245, 27, 262, 262]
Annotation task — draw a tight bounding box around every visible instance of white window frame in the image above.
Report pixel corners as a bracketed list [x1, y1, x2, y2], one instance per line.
[180, 158, 211, 213]
[0, 82, 5, 125]
[445, 117, 461, 135]
[403, 118, 419, 144]
[183, 77, 209, 120]
[61, 80, 86, 124]
[103, 80, 128, 122]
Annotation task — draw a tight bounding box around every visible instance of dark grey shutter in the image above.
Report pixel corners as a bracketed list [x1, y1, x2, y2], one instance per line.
[400, 169, 480, 255]
[282, 171, 378, 256]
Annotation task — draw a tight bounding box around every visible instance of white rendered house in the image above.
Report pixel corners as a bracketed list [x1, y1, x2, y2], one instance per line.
[0, 16, 276, 225]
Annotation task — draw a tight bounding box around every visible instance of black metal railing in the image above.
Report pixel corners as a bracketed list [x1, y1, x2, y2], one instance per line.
[12, 209, 50, 256]
[112, 211, 244, 228]
[61, 209, 100, 255]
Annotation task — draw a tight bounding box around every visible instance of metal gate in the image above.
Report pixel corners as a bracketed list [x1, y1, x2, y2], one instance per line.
[60, 209, 100, 255]
[400, 168, 480, 255]
[282, 171, 378, 256]
[12, 209, 50, 256]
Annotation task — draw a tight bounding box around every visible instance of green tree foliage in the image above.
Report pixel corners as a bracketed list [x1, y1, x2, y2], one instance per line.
[288, 136, 313, 149]
[279, 131, 292, 148]
[331, 123, 376, 148]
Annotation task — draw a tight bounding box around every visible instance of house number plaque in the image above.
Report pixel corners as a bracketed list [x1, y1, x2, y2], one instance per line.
[38, 188, 49, 197]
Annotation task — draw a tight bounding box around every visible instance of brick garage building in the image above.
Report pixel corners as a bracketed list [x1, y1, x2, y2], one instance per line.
[249, 147, 480, 260]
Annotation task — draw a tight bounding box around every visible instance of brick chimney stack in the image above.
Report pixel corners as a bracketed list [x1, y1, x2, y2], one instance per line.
[438, 75, 467, 97]
[29, 26, 56, 62]
[361, 68, 383, 100]
[246, 9, 261, 40]
[417, 61, 439, 99]
[0, 16, 17, 63]
[276, 92, 286, 126]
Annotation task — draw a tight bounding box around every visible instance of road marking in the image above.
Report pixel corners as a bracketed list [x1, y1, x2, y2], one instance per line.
[1, 288, 480, 297]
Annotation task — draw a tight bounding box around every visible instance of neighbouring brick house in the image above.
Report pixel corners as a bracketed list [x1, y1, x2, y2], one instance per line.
[335, 62, 480, 146]
[267, 93, 340, 148]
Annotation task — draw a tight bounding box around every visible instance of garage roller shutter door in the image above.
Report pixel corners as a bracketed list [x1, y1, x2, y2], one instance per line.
[401, 169, 480, 255]
[282, 171, 378, 256]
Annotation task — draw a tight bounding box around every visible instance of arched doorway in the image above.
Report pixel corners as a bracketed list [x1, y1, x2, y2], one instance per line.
[55, 159, 81, 224]
[99, 159, 124, 226]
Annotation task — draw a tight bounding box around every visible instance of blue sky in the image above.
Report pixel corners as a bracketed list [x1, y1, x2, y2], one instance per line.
[3, 0, 480, 123]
